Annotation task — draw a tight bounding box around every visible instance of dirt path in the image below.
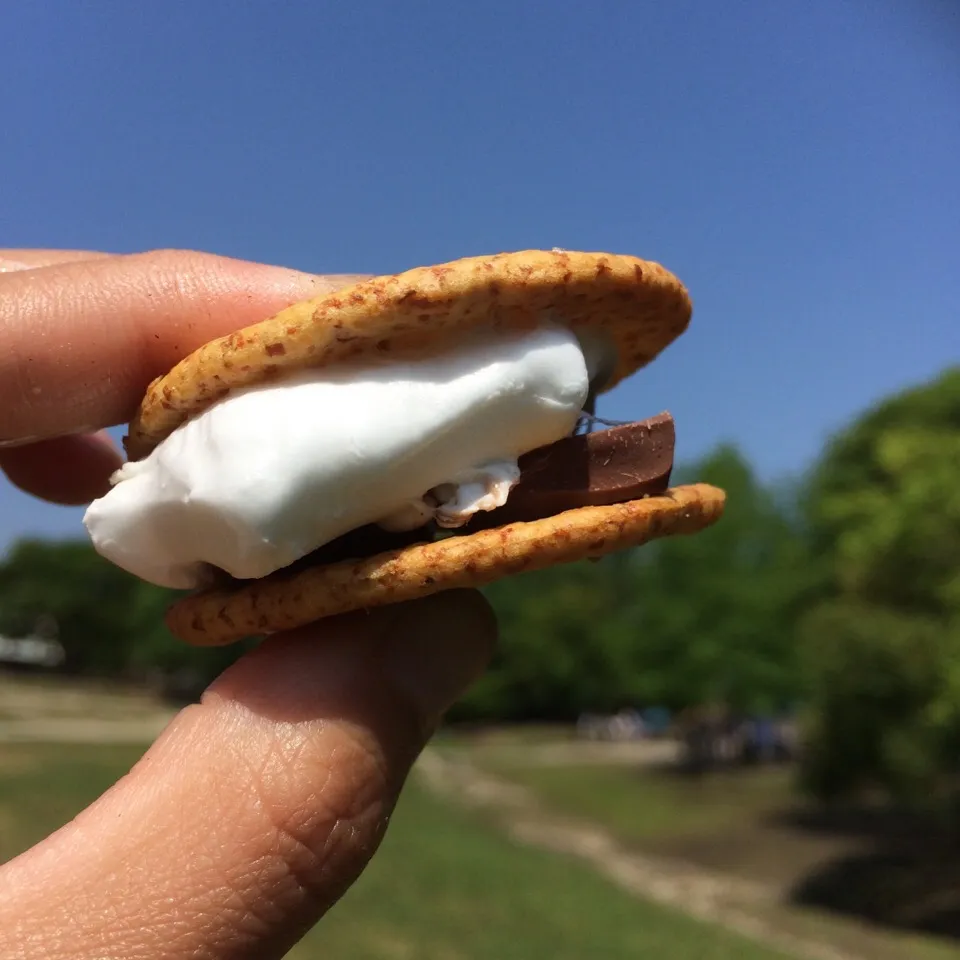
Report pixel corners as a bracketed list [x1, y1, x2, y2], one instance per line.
[417, 748, 876, 960]
[0, 715, 175, 743]
[0, 674, 177, 743]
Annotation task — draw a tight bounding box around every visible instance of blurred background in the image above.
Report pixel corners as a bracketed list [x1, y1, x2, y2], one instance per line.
[2, 2, 959, 958]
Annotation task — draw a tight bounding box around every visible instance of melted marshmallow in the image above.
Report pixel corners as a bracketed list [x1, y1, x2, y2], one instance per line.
[84, 325, 590, 589]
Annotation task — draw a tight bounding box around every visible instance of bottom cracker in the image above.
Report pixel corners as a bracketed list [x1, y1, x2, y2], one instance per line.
[166, 483, 726, 645]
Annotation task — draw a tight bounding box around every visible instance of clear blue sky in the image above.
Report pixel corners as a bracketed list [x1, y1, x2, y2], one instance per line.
[2, 1, 958, 552]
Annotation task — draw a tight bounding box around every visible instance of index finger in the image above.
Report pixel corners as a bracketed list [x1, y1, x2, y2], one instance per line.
[0, 250, 368, 444]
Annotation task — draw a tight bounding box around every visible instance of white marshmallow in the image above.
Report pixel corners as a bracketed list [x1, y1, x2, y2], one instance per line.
[84, 325, 590, 588]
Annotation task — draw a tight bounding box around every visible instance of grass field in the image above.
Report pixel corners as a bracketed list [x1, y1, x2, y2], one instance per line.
[458, 745, 805, 868]
[0, 741, 793, 960]
[446, 734, 960, 960]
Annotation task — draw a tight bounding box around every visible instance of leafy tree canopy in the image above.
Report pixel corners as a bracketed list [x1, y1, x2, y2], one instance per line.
[799, 367, 960, 802]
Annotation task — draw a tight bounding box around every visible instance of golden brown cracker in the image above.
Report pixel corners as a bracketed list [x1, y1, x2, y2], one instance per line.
[165, 483, 725, 646]
[126, 250, 691, 460]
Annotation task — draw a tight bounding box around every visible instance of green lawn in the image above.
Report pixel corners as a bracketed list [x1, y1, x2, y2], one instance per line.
[446, 739, 960, 960]
[460, 749, 797, 845]
[0, 742, 793, 960]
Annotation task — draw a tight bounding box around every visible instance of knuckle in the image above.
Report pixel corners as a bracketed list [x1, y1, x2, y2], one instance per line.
[252, 725, 395, 899]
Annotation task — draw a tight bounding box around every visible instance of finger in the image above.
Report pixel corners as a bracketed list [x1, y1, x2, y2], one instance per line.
[0, 249, 113, 270]
[0, 590, 496, 960]
[0, 250, 370, 443]
[0, 431, 122, 505]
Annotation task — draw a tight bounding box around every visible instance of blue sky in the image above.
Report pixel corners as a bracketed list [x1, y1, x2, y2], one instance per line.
[2, 0, 958, 551]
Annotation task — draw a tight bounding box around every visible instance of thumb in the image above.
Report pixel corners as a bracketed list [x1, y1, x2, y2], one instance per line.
[0, 590, 496, 960]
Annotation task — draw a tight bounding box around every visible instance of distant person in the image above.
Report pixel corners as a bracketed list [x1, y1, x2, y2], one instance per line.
[0, 248, 497, 959]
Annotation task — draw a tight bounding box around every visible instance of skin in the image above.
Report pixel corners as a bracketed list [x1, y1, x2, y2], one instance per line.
[0, 250, 497, 960]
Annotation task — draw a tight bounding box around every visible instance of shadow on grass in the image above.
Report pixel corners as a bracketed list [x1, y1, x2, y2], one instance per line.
[653, 760, 960, 943]
[773, 805, 960, 940]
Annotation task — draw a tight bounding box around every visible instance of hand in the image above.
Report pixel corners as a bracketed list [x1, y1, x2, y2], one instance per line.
[0, 250, 496, 959]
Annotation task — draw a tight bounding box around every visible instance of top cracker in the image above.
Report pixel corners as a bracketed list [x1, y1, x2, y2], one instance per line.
[125, 250, 692, 460]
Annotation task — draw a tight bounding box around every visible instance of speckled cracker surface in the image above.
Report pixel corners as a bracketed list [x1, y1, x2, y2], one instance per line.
[126, 250, 691, 460]
[166, 483, 725, 646]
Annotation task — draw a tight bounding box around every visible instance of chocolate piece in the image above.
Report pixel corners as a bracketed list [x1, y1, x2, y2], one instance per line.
[242, 413, 676, 580]
[267, 523, 429, 578]
[466, 411, 674, 530]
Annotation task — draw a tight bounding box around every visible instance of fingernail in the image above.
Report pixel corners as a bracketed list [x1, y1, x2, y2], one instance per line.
[381, 590, 497, 731]
[288, 272, 372, 299]
[0, 259, 33, 273]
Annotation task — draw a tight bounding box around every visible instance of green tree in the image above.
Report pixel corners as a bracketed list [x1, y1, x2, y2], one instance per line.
[461, 558, 637, 721]
[798, 602, 952, 804]
[0, 540, 143, 675]
[624, 445, 809, 713]
[457, 444, 807, 721]
[0, 540, 246, 689]
[800, 367, 960, 802]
